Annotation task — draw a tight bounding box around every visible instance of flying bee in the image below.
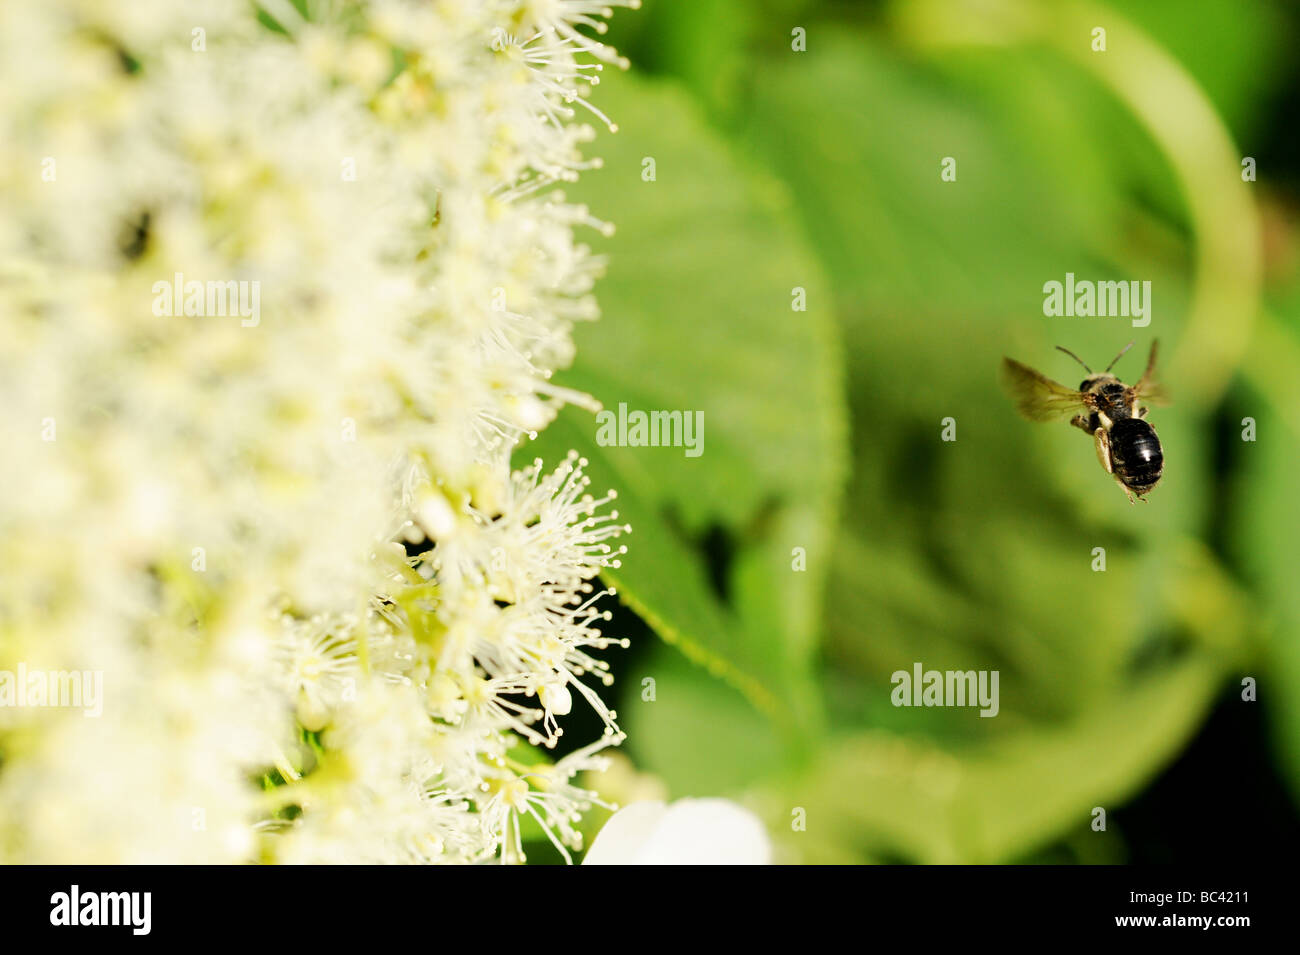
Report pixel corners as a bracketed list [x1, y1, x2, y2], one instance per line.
[1001, 340, 1169, 502]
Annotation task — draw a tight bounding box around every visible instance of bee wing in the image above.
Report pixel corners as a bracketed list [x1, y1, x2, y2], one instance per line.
[1000, 357, 1091, 422]
[1129, 339, 1171, 406]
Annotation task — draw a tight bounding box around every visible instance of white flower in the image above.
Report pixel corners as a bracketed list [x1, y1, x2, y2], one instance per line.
[0, 0, 635, 863]
[583, 799, 774, 865]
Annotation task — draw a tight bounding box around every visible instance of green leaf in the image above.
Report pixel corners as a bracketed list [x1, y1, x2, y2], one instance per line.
[523, 70, 848, 737]
[756, 648, 1226, 863]
[1236, 312, 1300, 803]
[619, 643, 785, 797]
[1101, 0, 1288, 146]
[607, 0, 754, 118]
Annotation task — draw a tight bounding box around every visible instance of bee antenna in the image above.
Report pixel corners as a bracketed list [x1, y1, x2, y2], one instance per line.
[1055, 346, 1092, 374]
[1104, 341, 1135, 374]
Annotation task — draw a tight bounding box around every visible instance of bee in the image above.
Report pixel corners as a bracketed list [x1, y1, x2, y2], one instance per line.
[1001, 340, 1169, 502]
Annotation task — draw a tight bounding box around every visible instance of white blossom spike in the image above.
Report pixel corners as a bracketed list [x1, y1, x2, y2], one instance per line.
[0, 0, 636, 864]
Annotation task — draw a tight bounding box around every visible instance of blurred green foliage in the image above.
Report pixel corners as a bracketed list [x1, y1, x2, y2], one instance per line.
[521, 0, 1300, 862]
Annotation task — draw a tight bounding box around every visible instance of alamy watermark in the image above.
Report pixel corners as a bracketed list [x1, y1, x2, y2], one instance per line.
[152, 271, 260, 327]
[0, 664, 103, 717]
[595, 402, 703, 458]
[50, 886, 150, 935]
[1043, 272, 1151, 327]
[891, 662, 999, 717]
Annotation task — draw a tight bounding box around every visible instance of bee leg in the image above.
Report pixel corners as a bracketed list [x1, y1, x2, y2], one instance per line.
[1094, 428, 1136, 504]
[1093, 427, 1113, 474]
[1138, 406, 1149, 419]
[1070, 414, 1093, 434]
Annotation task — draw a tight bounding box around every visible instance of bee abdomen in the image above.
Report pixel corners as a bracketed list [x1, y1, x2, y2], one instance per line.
[1110, 418, 1163, 492]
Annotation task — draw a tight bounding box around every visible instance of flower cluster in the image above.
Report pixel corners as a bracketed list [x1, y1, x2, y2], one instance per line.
[0, 0, 635, 863]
